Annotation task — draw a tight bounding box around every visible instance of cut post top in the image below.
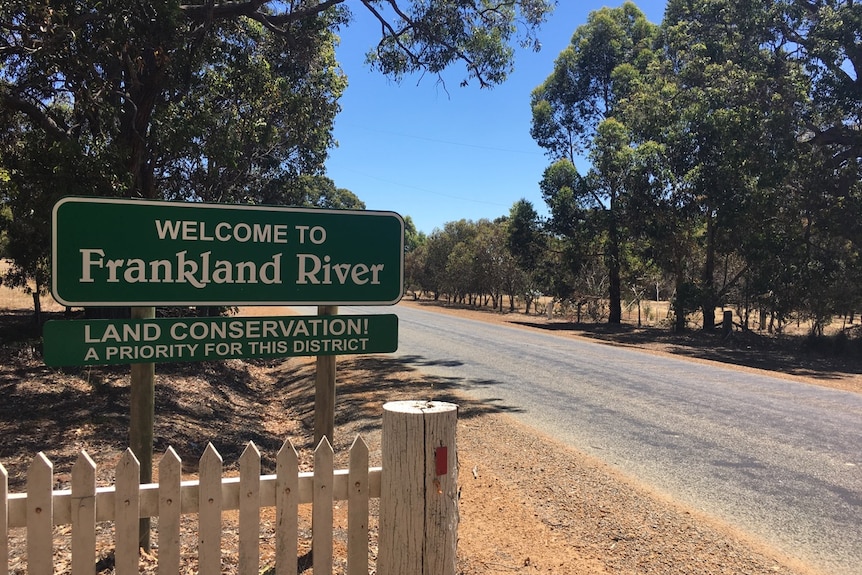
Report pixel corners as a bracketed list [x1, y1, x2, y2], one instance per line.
[383, 401, 457, 415]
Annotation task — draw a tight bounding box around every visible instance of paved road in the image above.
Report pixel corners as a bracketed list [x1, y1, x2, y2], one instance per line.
[334, 304, 862, 575]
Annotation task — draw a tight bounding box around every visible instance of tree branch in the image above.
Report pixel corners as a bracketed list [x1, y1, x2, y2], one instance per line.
[0, 93, 70, 141]
[180, 0, 345, 29]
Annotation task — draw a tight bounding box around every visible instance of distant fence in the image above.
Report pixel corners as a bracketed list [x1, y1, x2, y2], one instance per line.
[1, 400, 459, 575]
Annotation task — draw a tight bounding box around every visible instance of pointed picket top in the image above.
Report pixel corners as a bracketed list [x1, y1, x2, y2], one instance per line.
[159, 445, 182, 504]
[201, 442, 223, 467]
[159, 446, 183, 481]
[277, 439, 299, 469]
[350, 435, 369, 460]
[240, 441, 261, 465]
[71, 451, 96, 575]
[315, 435, 334, 454]
[239, 441, 261, 497]
[161, 445, 181, 467]
[74, 450, 96, 472]
[28, 451, 52, 481]
[117, 448, 140, 470]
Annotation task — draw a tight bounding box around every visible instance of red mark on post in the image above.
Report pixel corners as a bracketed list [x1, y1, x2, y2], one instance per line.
[435, 446, 448, 476]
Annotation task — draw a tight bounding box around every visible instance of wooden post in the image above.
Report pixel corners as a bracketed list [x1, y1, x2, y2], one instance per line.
[722, 309, 733, 338]
[129, 305, 155, 549]
[314, 305, 338, 446]
[378, 401, 458, 575]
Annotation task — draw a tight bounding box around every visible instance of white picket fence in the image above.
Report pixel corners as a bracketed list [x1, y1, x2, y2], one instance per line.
[1, 436, 380, 575]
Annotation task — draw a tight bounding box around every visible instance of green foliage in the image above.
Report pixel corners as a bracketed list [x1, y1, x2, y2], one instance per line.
[402, 0, 862, 332]
[531, 3, 659, 324]
[403, 216, 426, 253]
[507, 199, 545, 272]
[1, 0, 553, 301]
[365, 0, 553, 88]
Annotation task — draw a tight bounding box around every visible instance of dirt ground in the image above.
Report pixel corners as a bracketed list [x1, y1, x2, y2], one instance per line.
[2, 292, 860, 574]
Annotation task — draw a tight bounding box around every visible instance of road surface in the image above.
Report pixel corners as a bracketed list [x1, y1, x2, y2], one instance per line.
[326, 304, 862, 575]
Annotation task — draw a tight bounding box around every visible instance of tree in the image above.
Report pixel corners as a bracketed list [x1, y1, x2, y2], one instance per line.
[776, 0, 862, 162]
[652, 0, 805, 330]
[403, 215, 428, 298]
[507, 199, 545, 272]
[531, 2, 658, 324]
[1, 0, 554, 284]
[403, 215, 427, 253]
[530, 2, 657, 162]
[507, 199, 547, 313]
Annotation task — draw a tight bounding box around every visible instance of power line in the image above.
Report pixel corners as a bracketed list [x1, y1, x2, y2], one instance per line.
[336, 122, 544, 156]
[334, 167, 512, 207]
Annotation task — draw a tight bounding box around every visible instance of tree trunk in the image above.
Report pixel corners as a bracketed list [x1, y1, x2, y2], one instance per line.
[700, 213, 717, 330]
[607, 248, 622, 325]
[607, 202, 622, 325]
[673, 276, 686, 333]
[32, 291, 42, 325]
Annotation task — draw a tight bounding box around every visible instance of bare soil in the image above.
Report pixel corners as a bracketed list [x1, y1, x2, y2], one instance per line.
[2, 293, 860, 574]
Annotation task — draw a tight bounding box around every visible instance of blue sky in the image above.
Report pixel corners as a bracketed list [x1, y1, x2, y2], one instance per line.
[325, 1, 667, 235]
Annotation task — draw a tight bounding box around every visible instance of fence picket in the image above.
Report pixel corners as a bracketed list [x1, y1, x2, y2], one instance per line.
[4, 431, 411, 575]
[276, 440, 299, 575]
[158, 447, 182, 575]
[27, 453, 53, 575]
[71, 451, 96, 575]
[198, 443, 223, 574]
[1, 463, 8, 575]
[348, 436, 369, 575]
[114, 449, 140, 575]
[313, 437, 334, 575]
[239, 442, 261, 575]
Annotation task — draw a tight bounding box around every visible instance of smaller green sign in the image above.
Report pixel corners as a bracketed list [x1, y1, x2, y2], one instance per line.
[43, 314, 398, 366]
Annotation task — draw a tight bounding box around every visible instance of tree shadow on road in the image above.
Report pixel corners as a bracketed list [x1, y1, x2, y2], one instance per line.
[512, 320, 862, 382]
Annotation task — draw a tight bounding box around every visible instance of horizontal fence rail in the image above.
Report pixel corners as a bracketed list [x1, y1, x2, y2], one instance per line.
[2, 436, 380, 575]
[3, 400, 459, 575]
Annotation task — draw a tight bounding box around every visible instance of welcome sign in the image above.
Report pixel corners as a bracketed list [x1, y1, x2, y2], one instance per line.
[52, 198, 404, 306]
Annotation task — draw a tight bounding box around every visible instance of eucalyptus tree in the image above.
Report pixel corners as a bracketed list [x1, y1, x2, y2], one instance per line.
[776, 0, 862, 162]
[633, 0, 805, 330]
[773, 0, 862, 328]
[422, 219, 479, 301]
[507, 199, 548, 312]
[531, 2, 658, 323]
[472, 218, 519, 310]
[1, 0, 554, 285]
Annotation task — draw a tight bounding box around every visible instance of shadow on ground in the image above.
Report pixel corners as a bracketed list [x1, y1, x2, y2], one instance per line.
[0, 305, 521, 487]
[511, 319, 862, 381]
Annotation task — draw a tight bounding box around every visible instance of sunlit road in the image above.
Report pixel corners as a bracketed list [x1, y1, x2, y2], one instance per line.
[329, 304, 862, 575]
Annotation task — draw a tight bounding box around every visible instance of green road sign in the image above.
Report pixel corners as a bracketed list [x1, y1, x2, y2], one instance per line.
[52, 197, 404, 306]
[43, 314, 399, 366]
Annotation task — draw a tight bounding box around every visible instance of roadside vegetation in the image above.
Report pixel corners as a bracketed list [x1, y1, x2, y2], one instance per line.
[2, 1, 859, 352]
